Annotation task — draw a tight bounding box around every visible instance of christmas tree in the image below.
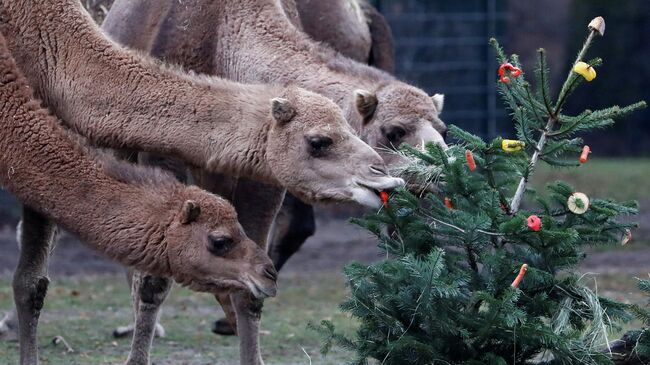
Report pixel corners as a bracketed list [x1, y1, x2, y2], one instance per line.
[312, 17, 648, 365]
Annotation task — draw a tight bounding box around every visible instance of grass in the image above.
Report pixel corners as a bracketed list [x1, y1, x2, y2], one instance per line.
[0, 270, 646, 364]
[0, 272, 358, 365]
[532, 157, 650, 250]
[530, 157, 650, 201]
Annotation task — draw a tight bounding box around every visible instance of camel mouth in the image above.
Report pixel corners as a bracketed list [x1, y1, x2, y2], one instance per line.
[353, 177, 405, 208]
[294, 175, 404, 207]
[242, 274, 277, 299]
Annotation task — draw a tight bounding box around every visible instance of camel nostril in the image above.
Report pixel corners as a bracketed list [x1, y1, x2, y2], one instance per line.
[263, 266, 278, 282]
[369, 165, 388, 176]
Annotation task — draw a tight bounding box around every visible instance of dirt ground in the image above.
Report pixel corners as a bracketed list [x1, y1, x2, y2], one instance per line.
[0, 204, 647, 364]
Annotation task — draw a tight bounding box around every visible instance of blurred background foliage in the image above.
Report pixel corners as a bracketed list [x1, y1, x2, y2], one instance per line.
[372, 0, 649, 155]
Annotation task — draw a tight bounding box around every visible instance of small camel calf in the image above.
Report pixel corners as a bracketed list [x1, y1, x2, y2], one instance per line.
[0, 33, 277, 365]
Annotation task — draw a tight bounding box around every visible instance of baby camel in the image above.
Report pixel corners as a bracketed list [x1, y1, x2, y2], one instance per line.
[0, 32, 276, 365]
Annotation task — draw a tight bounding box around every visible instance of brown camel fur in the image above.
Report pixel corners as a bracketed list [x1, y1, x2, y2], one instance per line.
[0, 0, 402, 208]
[266, 0, 396, 277]
[103, 0, 447, 160]
[0, 32, 277, 365]
[293, 0, 395, 73]
[102, 0, 447, 337]
[0, 1, 403, 363]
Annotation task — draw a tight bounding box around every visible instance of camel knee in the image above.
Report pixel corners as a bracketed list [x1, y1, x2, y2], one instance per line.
[137, 275, 171, 307]
[12, 275, 49, 315]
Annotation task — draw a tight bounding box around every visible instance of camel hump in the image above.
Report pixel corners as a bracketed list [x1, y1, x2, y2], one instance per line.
[101, 0, 173, 52]
[360, 1, 395, 73]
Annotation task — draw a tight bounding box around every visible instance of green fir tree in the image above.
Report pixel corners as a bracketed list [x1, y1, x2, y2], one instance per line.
[312, 17, 647, 365]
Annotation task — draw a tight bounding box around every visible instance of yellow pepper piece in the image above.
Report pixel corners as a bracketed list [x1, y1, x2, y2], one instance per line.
[502, 139, 525, 152]
[573, 61, 597, 81]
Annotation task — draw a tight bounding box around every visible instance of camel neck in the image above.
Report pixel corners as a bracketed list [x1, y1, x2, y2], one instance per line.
[0, 50, 175, 276]
[0, 0, 280, 185]
[210, 0, 389, 134]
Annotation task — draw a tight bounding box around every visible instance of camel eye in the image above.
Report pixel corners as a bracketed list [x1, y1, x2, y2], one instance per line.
[383, 126, 406, 145]
[207, 233, 235, 257]
[307, 136, 333, 157]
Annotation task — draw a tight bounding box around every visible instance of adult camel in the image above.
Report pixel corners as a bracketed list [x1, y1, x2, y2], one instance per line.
[102, 0, 448, 349]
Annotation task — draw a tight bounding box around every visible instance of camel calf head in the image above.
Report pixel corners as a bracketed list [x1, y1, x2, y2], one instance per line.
[354, 83, 448, 166]
[165, 186, 277, 299]
[266, 87, 404, 208]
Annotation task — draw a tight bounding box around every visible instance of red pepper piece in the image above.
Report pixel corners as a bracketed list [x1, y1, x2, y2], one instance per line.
[465, 150, 477, 171]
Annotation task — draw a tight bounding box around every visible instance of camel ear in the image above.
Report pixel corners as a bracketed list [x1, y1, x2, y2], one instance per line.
[179, 200, 201, 224]
[271, 98, 296, 124]
[431, 93, 445, 113]
[354, 89, 378, 124]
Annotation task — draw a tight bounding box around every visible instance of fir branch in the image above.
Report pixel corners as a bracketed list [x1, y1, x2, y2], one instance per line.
[524, 82, 547, 124]
[548, 111, 592, 137]
[510, 23, 602, 213]
[535, 48, 554, 115]
[588, 102, 647, 122]
[489, 38, 508, 64]
[541, 138, 584, 158]
[555, 26, 601, 112]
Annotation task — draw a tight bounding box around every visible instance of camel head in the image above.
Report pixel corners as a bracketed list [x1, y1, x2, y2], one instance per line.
[353, 82, 448, 166]
[165, 186, 277, 299]
[266, 87, 404, 208]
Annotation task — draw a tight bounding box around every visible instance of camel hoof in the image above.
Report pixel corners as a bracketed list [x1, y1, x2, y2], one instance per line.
[154, 323, 166, 338]
[211, 318, 236, 336]
[113, 325, 134, 338]
[113, 323, 166, 338]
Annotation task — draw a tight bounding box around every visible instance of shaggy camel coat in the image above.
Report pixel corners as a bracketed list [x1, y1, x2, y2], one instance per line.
[293, 0, 395, 72]
[102, 0, 447, 346]
[1, 1, 402, 364]
[0, 0, 399, 207]
[0, 32, 277, 365]
[103, 0, 446, 149]
[103, 0, 445, 253]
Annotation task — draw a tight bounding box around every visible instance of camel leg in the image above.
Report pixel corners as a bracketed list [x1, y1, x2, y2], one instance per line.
[232, 292, 265, 365]
[112, 150, 166, 341]
[0, 220, 23, 342]
[223, 179, 284, 365]
[112, 268, 166, 339]
[267, 193, 316, 271]
[191, 172, 284, 340]
[212, 292, 238, 336]
[124, 271, 172, 365]
[213, 192, 315, 335]
[13, 207, 57, 365]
